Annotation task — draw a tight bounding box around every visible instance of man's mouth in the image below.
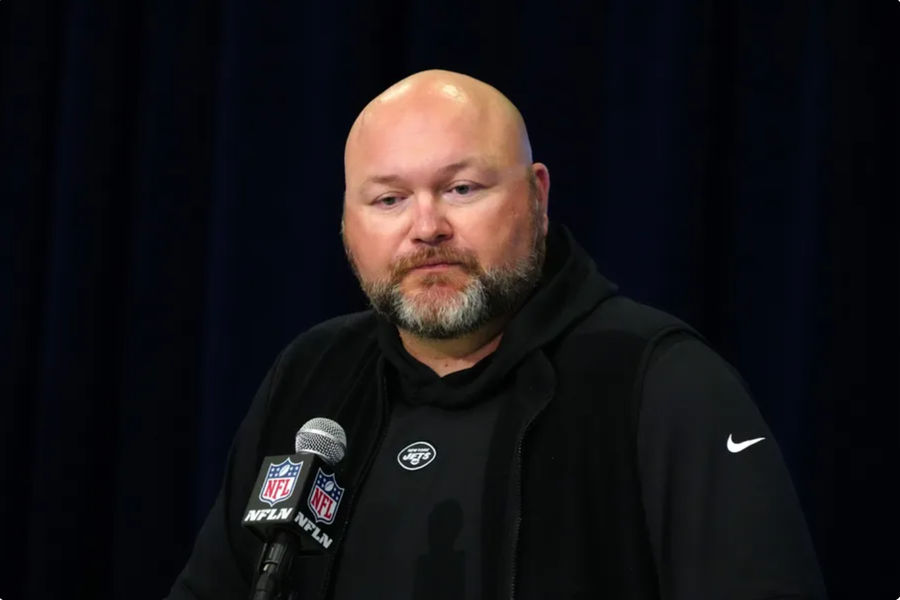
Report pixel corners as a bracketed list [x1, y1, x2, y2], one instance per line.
[410, 260, 460, 271]
[390, 249, 478, 282]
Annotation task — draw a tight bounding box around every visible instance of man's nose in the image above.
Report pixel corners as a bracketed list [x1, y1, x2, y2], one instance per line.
[410, 194, 452, 245]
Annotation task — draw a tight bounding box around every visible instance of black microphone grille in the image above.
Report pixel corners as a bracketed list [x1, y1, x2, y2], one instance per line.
[294, 417, 347, 465]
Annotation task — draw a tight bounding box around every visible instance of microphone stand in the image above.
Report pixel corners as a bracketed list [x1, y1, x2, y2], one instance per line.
[250, 530, 302, 600]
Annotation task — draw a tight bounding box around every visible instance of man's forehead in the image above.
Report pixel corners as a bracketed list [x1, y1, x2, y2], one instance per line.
[371, 79, 471, 112]
[351, 91, 488, 148]
[352, 73, 481, 132]
[358, 156, 503, 188]
[344, 70, 532, 186]
[348, 136, 513, 192]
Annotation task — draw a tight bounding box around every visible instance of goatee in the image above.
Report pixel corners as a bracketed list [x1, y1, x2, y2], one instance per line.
[360, 242, 545, 339]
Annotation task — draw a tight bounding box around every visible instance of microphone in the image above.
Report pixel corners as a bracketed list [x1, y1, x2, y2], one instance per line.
[242, 418, 348, 600]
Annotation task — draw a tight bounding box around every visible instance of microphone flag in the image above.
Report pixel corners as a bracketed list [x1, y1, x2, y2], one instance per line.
[242, 452, 346, 553]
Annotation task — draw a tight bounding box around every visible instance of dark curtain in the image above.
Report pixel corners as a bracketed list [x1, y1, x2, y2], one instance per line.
[1, 0, 897, 598]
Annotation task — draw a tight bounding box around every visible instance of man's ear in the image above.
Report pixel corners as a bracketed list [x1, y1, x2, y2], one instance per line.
[531, 162, 551, 234]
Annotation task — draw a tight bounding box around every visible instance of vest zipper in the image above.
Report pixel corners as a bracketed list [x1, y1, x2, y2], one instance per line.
[317, 369, 393, 599]
[508, 399, 551, 599]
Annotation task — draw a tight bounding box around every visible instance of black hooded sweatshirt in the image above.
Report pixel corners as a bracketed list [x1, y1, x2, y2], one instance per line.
[168, 225, 827, 599]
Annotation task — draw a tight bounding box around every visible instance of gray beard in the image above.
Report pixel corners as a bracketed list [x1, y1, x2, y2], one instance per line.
[363, 246, 544, 339]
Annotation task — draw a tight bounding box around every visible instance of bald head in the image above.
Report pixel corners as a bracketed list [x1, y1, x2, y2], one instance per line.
[344, 70, 533, 191]
[340, 70, 551, 345]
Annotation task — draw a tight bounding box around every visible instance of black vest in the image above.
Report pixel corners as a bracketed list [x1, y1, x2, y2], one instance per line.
[253, 295, 694, 599]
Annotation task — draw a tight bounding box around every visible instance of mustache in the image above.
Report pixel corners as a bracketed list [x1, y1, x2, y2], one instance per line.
[389, 247, 481, 281]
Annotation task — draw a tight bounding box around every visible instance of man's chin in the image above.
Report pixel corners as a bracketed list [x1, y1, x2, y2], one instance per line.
[401, 287, 466, 312]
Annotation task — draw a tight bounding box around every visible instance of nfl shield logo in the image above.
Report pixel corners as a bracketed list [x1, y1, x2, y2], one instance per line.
[259, 458, 303, 507]
[307, 468, 344, 524]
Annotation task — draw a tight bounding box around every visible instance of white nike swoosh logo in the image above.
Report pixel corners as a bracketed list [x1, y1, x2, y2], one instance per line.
[727, 434, 766, 453]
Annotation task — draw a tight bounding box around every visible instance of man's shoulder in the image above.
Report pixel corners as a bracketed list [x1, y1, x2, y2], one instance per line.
[550, 294, 710, 391]
[251, 310, 380, 443]
[559, 295, 748, 405]
[277, 309, 379, 371]
[568, 295, 700, 343]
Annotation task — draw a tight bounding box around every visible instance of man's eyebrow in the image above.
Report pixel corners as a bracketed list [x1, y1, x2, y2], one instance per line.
[361, 159, 493, 187]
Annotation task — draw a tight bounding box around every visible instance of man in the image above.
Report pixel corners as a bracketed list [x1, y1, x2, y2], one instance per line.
[168, 70, 826, 599]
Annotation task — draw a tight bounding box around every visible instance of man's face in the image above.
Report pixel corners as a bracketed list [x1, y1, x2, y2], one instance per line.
[342, 91, 548, 338]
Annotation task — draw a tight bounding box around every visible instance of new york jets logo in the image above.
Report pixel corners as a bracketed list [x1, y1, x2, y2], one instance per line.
[397, 441, 437, 471]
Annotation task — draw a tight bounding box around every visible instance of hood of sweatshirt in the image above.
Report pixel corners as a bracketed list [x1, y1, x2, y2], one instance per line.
[376, 224, 618, 406]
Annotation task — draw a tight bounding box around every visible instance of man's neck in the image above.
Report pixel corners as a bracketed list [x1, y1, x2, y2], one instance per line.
[398, 317, 507, 377]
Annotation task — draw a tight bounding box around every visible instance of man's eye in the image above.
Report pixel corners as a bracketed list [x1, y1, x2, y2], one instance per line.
[376, 196, 400, 207]
[450, 184, 474, 195]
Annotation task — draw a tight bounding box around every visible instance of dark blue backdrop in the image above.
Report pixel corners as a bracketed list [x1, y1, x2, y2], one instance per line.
[1, 0, 897, 598]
